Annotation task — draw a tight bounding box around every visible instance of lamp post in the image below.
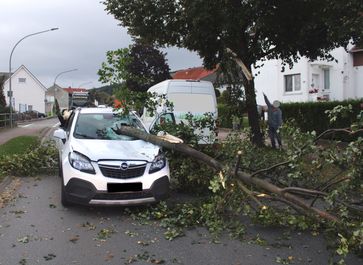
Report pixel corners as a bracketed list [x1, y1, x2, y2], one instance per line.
[8, 28, 59, 128]
[52, 68, 78, 115]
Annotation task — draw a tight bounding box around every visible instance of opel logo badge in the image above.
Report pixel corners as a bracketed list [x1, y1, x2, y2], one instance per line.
[120, 162, 129, 170]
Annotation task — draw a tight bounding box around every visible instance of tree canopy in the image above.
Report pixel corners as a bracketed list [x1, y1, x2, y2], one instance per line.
[104, 0, 362, 67]
[126, 43, 171, 92]
[98, 42, 171, 93]
[0, 75, 7, 108]
[103, 0, 362, 145]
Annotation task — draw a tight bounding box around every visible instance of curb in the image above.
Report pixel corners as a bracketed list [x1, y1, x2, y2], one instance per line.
[40, 126, 55, 144]
[0, 176, 13, 193]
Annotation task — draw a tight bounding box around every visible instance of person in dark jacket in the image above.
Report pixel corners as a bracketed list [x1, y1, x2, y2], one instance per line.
[263, 93, 282, 149]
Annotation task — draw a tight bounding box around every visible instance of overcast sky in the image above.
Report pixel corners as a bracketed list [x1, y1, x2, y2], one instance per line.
[0, 0, 202, 89]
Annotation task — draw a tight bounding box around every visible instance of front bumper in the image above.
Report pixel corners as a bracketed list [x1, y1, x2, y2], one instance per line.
[63, 176, 170, 206]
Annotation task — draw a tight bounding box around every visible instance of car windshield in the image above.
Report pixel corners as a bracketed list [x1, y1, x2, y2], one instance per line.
[73, 112, 145, 140]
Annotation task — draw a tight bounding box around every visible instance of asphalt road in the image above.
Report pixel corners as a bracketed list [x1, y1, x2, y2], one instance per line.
[0, 120, 362, 264]
[0, 118, 59, 145]
[0, 175, 362, 265]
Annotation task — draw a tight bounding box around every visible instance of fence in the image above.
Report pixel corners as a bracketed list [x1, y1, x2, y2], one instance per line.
[0, 113, 11, 128]
[0, 112, 43, 128]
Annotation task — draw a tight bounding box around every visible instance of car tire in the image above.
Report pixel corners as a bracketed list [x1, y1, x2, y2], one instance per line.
[58, 156, 62, 178]
[59, 163, 72, 207]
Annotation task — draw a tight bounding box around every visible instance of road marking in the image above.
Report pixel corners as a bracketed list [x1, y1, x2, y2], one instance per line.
[19, 124, 33, 128]
[52, 122, 60, 128]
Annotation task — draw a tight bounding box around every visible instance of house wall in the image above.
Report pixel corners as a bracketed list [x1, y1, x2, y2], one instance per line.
[46, 85, 69, 111]
[354, 66, 363, 99]
[4, 67, 45, 113]
[254, 58, 310, 105]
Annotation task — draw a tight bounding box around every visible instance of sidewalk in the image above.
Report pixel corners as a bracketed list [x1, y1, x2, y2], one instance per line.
[0, 119, 54, 145]
[217, 128, 232, 141]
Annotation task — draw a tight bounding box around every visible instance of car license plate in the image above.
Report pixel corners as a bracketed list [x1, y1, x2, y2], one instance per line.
[107, 183, 142, 192]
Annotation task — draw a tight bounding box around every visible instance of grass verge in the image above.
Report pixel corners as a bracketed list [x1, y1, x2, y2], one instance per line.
[0, 136, 39, 182]
[0, 136, 39, 157]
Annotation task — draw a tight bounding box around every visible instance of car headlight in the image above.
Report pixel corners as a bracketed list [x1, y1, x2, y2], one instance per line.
[68, 151, 95, 174]
[149, 153, 166, 174]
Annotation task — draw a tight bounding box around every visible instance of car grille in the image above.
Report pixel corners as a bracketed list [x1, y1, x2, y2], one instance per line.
[99, 164, 146, 179]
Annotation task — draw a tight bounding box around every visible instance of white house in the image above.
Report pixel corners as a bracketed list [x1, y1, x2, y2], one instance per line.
[254, 45, 363, 105]
[3, 65, 47, 113]
[172, 45, 363, 106]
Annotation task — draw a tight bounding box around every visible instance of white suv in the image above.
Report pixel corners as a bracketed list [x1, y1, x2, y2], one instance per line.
[53, 107, 170, 206]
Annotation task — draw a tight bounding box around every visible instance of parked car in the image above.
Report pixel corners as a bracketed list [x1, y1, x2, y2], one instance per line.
[16, 110, 46, 121]
[53, 107, 170, 207]
[33, 110, 46, 118]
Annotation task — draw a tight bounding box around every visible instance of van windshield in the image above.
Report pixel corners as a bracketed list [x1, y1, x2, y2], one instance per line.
[168, 93, 215, 114]
[73, 113, 145, 140]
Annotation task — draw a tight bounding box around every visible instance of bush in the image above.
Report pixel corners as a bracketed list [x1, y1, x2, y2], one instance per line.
[217, 103, 244, 128]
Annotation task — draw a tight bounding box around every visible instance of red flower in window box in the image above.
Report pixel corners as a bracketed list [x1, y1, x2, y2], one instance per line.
[308, 88, 319, 94]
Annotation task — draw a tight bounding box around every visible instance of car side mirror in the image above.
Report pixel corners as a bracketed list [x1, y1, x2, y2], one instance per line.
[53, 129, 67, 143]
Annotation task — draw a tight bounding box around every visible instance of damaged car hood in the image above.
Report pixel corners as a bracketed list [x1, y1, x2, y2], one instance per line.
[70, 139, 160, 162]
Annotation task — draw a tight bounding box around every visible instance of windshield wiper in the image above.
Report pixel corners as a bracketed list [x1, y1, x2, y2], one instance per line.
[74, 133, 96, 139]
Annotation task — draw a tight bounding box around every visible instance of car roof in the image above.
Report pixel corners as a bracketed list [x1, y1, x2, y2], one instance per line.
[78, 107, 114, 114]
[77, 107, 139, 117]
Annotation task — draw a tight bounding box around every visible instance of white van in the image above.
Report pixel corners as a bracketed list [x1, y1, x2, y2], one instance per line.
[142, 79, 218, 144]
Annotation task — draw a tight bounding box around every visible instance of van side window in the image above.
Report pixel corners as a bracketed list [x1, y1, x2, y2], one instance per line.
[150, 113, 176, 134]
[155, 113, 175, 126]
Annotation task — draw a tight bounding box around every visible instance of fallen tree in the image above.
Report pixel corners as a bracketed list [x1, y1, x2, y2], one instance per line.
[114, 126, 362, 224]
[109, 104, 363, 261]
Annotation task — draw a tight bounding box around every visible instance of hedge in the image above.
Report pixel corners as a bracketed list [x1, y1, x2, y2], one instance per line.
[280, 99, 363, 140]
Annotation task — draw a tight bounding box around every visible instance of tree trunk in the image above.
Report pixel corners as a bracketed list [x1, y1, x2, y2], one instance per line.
[243, 74, 264, 146]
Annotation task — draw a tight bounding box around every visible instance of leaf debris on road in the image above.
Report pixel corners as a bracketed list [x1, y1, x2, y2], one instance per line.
[69, 234, 80, 243]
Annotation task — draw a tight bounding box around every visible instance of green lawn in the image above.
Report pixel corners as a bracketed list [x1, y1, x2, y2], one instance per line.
[0, 136, 39, 157]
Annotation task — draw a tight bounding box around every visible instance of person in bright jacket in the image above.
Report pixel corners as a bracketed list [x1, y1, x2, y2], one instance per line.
[263, 93, 282, 149]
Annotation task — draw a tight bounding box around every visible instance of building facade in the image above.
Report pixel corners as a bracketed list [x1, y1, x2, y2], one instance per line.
[254, 46, 363, 105]
[172, 45, 363, 106]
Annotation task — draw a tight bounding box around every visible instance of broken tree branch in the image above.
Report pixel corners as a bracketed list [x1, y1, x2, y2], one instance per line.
[236, 180, 264, 209]
[226, 48, 253, 81]
[281, 187, 328, 197]
[250, 160, 290, 177]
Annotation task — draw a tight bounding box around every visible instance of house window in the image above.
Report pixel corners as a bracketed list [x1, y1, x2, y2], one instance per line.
[323, 69, 330, 90]
[284, 74, 301, 92]
[18, 77, 26, 83]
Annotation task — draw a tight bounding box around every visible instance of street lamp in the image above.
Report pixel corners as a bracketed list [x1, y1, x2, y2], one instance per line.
[8, 27, 59, 128]
[52, 68, 78, 115]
